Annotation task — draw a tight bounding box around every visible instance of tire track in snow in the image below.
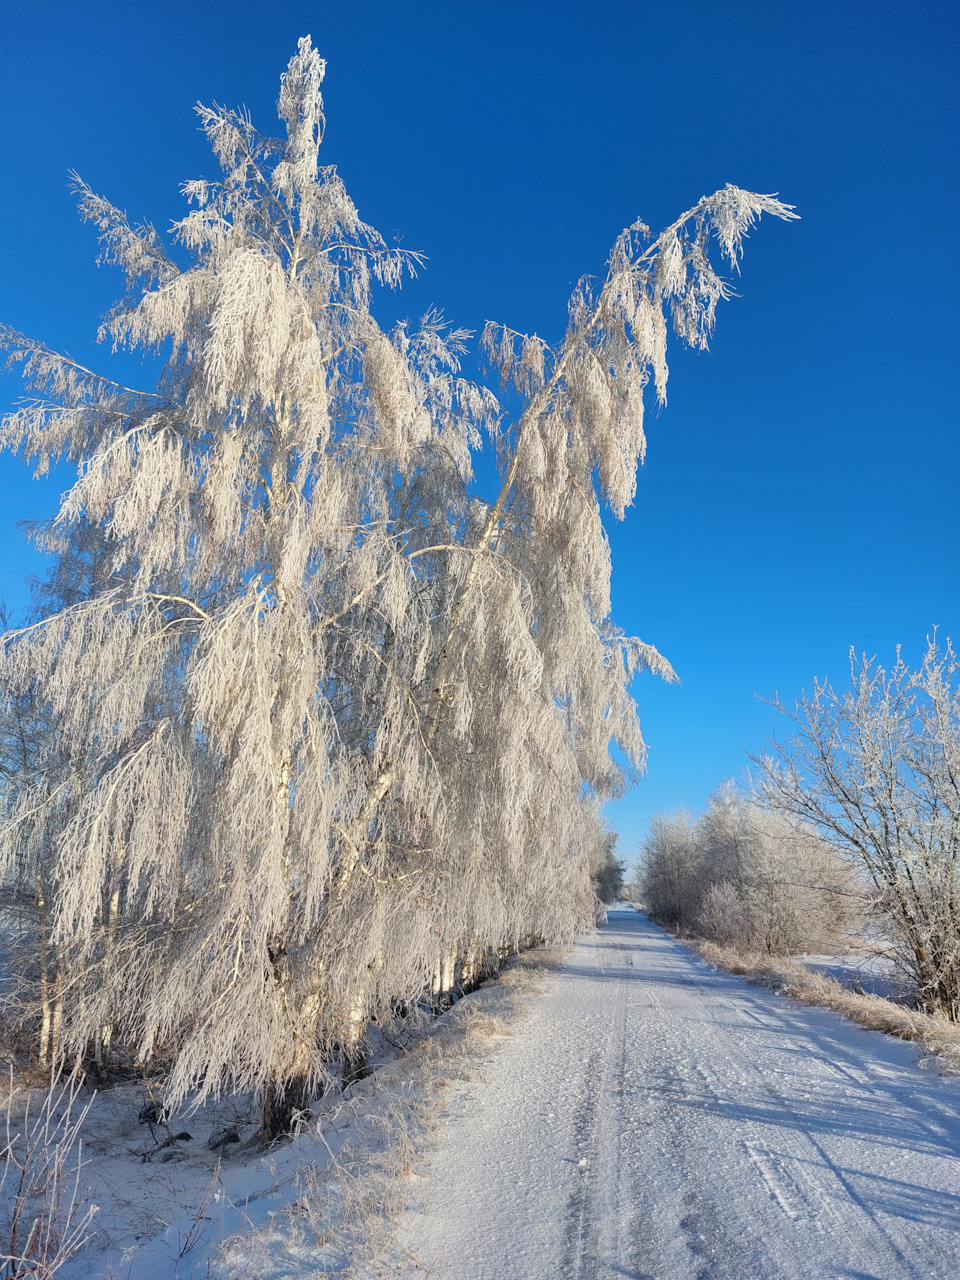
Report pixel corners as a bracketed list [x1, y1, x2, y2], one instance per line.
[566, 927, 635, 1278]
[399, 911, 960, 1279]
[742, 1140, 824, 1221]
[665, 929, 947, 1279]
[562, 1051, 602, 1278]
[621, 964, 778, 1279]
[740, 1061, 930, 1280]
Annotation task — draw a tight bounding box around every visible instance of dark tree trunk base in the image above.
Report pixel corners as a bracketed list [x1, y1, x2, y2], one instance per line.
[341, 1048, 370, 1086]
[260, 1075, 311, 1144]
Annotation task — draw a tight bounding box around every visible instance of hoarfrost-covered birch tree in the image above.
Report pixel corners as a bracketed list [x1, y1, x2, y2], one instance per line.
[0, 38, 795, 1134]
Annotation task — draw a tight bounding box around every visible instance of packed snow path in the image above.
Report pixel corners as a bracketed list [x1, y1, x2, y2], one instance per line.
[400, 908, 960, 1279]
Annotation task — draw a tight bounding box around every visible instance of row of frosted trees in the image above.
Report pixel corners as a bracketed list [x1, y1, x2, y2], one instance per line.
[641, 633, 960, 1024]
[0, 39, 794, 1134]
[639, 788, 862, 955]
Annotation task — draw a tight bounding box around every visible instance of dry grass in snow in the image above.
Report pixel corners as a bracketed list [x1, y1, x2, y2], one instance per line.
[0, 947, 563, 1280]
[694, 940, 960, 1074]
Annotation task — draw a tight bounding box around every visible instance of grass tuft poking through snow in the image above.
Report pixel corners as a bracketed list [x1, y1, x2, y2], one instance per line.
[0, 1072, 98, 1278]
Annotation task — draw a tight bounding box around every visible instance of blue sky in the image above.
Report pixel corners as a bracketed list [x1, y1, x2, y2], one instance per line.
[1, 1, 957, 860]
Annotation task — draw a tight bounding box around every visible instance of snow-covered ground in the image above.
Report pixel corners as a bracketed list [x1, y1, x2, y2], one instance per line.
[4, 952, 546, 1278]
[397, 907, 960, 1278]
[11, 910, 960, 1278]
[800, 947, 915, 1004]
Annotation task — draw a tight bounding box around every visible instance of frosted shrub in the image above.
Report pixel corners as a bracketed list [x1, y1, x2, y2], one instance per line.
[696, 882, 748, 948]
[0, 39, 795, 1131]
[643, 790, 860, 954]
[697, 789, 859, 955]
[639, 811, 702, 928]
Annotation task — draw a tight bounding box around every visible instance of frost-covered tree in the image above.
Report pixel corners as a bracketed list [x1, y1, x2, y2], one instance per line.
[759, 638, 960, 1017]
[588, 830, 625, 907]
[639, 810, 702, 928]
[0, 38, 795, 1133]
[640, 790, 858, 951]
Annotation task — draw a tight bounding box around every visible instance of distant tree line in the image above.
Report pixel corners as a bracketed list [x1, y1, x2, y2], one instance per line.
[638, 787, 862, 955]
[639, 635, 960, 1024]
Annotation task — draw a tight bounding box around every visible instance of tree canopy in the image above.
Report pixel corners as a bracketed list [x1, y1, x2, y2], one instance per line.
[0, 37, 795, 1129]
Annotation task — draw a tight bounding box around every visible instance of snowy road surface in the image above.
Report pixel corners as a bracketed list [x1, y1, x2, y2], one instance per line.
[399, 908, 960, 1279]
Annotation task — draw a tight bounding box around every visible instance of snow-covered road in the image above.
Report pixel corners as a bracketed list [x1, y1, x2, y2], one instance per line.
[400, 907, 960, 1279]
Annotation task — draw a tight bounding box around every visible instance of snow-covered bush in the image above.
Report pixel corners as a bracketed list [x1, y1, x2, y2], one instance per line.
[641, 788, 860, 954]
[696, 881, 748, 949]
[638, 811, 701, 929]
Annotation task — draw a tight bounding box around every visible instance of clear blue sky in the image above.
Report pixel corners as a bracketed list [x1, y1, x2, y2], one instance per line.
[1, 1, 957, 861]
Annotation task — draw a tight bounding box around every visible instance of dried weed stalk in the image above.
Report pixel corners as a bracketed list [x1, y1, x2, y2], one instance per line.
[0, 1074, 98, 1278]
